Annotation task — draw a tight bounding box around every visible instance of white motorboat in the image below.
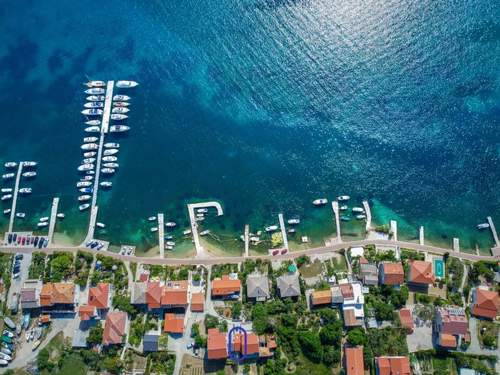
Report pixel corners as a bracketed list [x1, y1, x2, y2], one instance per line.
[19, 187, 32, 194]
[166, 241, 176, 246]
[100, 181, 112, 188]
[165, 222, 177, 228]
[113, 101, 130, 107]
[78, 195, 91, 202]
[103, 162, 119, 168]
[3, 209, 10, 215]
[22, 161, 37, 167]
[86, 170, 95, 175]
[148, 216, 156, 221]
[82, 158, 96, 164]
[113, 94, 130, 101]
[83, 151, 97, 158]
[102, 156, 117, 162]
[110, 114, 128, 120]
[312, 198, 328, 206]
[109, 125, 130, 132]
[4, 162, 17, 168]
[82, 175, 94, 181]
[84, 126, 100, 133]
[340, 205, 348, 211]
[77, 181, 92, 188]
[81, 108, 103, 116]
[355, 214, 366, 220]
[85, 119, 101, 126]
[265, 225, 278, 232]
[96, 222, 106, 228]
[104, 142, 119, 148]
[352, 207, 364, 213]
[103, 149, 119, 156]
[37, 222, 48, 228]
[288, 228, 296, 234]
[79, 187, 93, 193]
[183, 229, 191, 235]
[39, 217, 49, 222]
[196, 216, 205, 222]
[197, 208, 208, 213]
[86, 95, 105, 102]
[84, 102, 104, 108]
[150, 227, 158, 232]
[22, 171, 37, 178]
[287, 218, 300, 225]
[101, 168, 115, 174]
[477, 223, 490, 230]
[116, 80, 138, 88]
[56, 213, 65, 219]
[79, 203, 90, 211]
[83, 137, 98, 143]
[16, 212, 26, 218]
[337, 195, 350, 201]
[112, 107, 129, 114]
[196, 213, 204, 218]
[1, 188, 12, 193]
[78, 163, 94, 172]
[201, 230, 212, 236]
[81, 143, 99, 150]
[166, 245, 174, 250]
[2, 173, 14, 180]
[84, 88, 105, 95]
[84, 80, 106, 88]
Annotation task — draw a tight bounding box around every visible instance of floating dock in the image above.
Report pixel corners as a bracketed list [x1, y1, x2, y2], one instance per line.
[419, 226, 424, 245]
[187, 201, 224, 258]
[158, 213, 165, 258]
[278, 213, 289, 251]
[7, 163, 23, 233]
[47, 197, 59, 245]
[362, 200, 371, 232]
[331, 201, 341, 242]
[244, 224, 249, 257]
[86, 80, 114, 242]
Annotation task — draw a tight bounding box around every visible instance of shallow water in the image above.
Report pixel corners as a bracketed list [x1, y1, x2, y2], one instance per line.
[0, 1, 498, 253]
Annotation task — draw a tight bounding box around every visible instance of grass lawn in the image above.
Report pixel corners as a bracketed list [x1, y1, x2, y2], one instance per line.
[478, 320, 498, 349]
[432, 356, 457, 375]
[299, 259, 324, 278]
[294, 355, 331, 375]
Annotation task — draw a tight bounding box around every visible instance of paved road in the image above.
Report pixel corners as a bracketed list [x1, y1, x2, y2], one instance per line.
[0, 239, 494, 267]
[7, 252, 32, 311]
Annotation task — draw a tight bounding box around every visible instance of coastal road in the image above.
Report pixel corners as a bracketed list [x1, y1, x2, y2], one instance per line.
[0, 239, 495, 266]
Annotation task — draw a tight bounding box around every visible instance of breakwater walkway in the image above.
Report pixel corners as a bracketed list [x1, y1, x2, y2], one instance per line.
[187, 201, 224, 258]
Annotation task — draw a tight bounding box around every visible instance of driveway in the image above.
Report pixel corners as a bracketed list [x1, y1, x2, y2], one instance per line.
[406, 306, 433, 352]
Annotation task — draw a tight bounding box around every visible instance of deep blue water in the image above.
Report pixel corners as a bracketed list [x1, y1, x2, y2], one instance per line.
[0, 0, 499, 252]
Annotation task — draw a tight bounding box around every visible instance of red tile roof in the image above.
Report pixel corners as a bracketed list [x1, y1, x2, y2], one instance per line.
[211, 275, 241, 297]
[345, 346, 364, 375]
[377, 356, 411, 375]
[103, 311, 127, 345]
[207, 328, 227, 359]
[40, 283, 75, 306]
[436, 307, 468, 336]
[471, 289, 499, 319]
[399, 308, 414, 333]
[78, 305, 97, 321]
[161, 280, 188, 306]
[409, 261, 434, 285]
[163, 313, 184, 334]
[381, 263, 405, 285]
[88, 283, 110, 310]
[146, 282, 163, 309]
[311, 290, 332, 306]
[191, 292, 204, 312]
[439, 333, 457, 348]
[232, 332, 259, 355]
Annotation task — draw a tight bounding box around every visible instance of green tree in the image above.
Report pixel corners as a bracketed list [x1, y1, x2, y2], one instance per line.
[298, 331, 323, 363]
[319, 321, 342, 345]
[323, 346, 341, 365]
[347, 328, 367, 346]
[232, 301, 242, 319]
[251, 303, 270, 334]
[112, 294, 136, 315]
[37, 347, 52, 371]
[87, 325, 103, 346]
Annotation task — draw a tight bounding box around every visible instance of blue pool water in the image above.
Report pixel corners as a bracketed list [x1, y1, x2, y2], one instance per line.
[0, 1, 498, 252]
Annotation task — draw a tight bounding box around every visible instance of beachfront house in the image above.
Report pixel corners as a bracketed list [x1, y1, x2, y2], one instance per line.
[407, 260, 435, 292]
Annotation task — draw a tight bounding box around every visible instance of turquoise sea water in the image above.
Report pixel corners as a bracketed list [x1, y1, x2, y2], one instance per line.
[0, 1, 499, 253]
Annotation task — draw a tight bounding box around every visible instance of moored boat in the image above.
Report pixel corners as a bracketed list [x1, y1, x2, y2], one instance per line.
[22, 161, 37, 167]
[113, 94, 130, 101]
[84, 102, 104, 108]
[16, 212, 26, 218]
[103, 149, 119, 156]
[287, 218, 300, 225]
[84, 88, 105, 95]
[112, 107, 129, 114]
[109, 125, 130, 132]
[81, 143, 99, 150]
[1, 194, 12, 201]
[2, 173, 14, 180]
[352, 207, 364, 213]
[79, 187, 93, 193]
[104, 142, 119, 148]
[337, 195, 350, 201]
[19, 188, 32, 194]
[100, 181, 112, 188]
[312, 198, 328, 206]
[103, 162, 119, 168]
[84, 80, 106, 88]
[102, 156, 117, 162]
[113, 101, 130, 107]
[77, 164, 94, 172]
[477, 223, 490, 230]
[1, 188, 12, 193]
[79, 203, 90, 211]
[150, 227, 158, 232]
[37, 222, 48, 228]
[82, 175, 94, 181]
[110, 114, 128, 120]
[85, 120, 101, 126]
[22, 171, 37, 178]
[96, 222, 106, 228]
[82, 158, 96, 164]
[340, 205, 348, 211]
[84, 126, 100, 133]
[86, 95, 105, 102]
[355, 214, 366, 220]
[78, 195, 91, 202]
[83, 151, 97, 158]
[148, 216, 156, 221]
[4, 162, 17, 168]
[165, 222, 177, 228]
[101, 168, 115, 174]
[81, 108, 103, 116]
[265, 225, 278, 232]
[83, 137, 98, 143]
[56, 213, 65, 219]
[116, 80, 138, 88]
[77, 181, 92, 188]
[39, 217, 49, 222]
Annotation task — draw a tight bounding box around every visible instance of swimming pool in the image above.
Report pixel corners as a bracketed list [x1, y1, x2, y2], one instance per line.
[434, 258, 445, 278]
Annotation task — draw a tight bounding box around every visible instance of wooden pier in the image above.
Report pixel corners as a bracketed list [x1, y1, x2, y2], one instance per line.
[244, 224, 249, 257]
[419, 226, 425, 245]
[278, 213, 289, 251]
[158, 213, 165, 258]
[390, 220, 398, 241]
[7, 163, 23, 233]
[86, 80, 114, 242]
[47, 197, 59, 245]
[362, 200, 371, 232]
[331, 201, 341, 243]
[187, 201, 224, 258]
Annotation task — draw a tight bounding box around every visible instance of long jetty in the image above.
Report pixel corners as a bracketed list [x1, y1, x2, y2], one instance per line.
[244, 224, 249, 257]
[158, 213, 165, 258]
[187, 201, 224, 258]
[86, 80, 114, 242]
[47, 197, 59, 245]
[278, 213, 288, 250]
[331, 201, 341, 242]
[362, 200, 371, 232]
[7, 163, 23, 233]
[487, 216, 499, 248]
